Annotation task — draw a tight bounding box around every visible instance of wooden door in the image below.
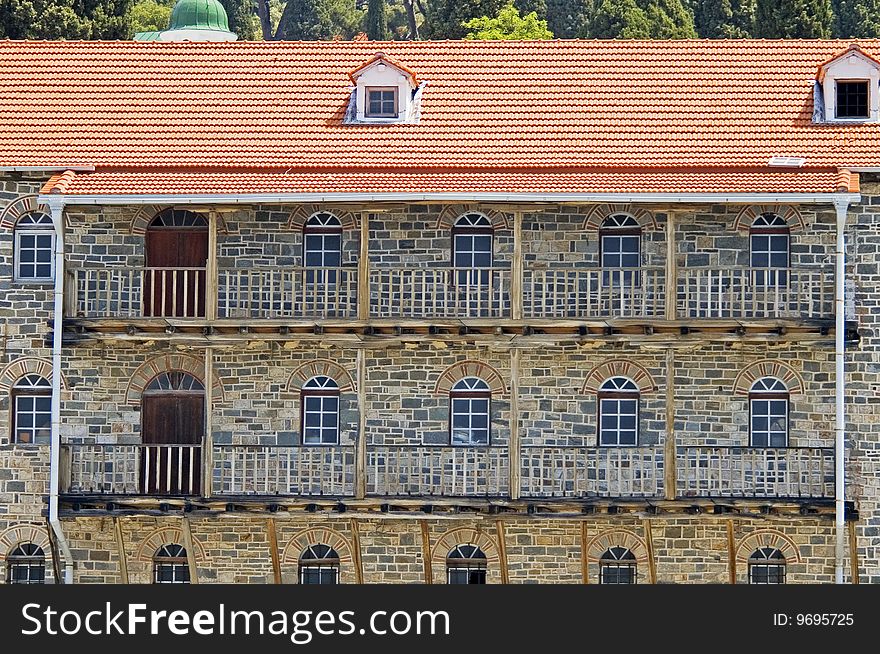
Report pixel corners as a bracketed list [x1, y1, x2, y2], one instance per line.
[145, 228, 208, 318]
[140, 394, 204, 495]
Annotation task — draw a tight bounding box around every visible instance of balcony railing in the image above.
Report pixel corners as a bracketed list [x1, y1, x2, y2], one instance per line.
[524, 267, 665, 319]
[676, 446, 835, 498]
[68, 265, 835, 322]
[520, 445, 663, 498]
[677, 267, 834, 319]
[212, 445, 355, 496]
[366, 445, 509, 497]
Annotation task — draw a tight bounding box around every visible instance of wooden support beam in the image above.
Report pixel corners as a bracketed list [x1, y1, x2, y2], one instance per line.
[848, 520, 860, 584]
[267, 518, 282, 584]
[664, 348, 676, 500]
[580, 521, 589, 584]
[357, 211, 370, 321]
[509, 348, 521, 500]
[350, 518, 364, 584]
[726, 519, 736, 585]
[203, 347, 214, 498]
[495, 520, 510, 585]
[114, 516, 129, 583]
[642, 519, 657, 584]
[206, 210, 218, 321]
[511, 210, 524, 320]
[665, 210, 677, 321]
[356, 349, 367, 499]
[420, 520, 433, 585]
[181, 516, 199, 584]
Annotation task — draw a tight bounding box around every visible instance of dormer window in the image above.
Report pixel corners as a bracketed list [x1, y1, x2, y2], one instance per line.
[366, 87, 398, 118]
[815, 44, 880, 123]
[346, 52, 424, 124]
[836, 80, 869, 119]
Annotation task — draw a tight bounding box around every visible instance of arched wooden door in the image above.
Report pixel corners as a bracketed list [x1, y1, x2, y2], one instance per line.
[144, 209, 208, 318]
[139, 371, 204, 496]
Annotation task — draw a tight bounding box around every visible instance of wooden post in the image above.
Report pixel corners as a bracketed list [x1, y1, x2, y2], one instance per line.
[664, 348, 676, 500]
[495, 520, 509, 584]
[726, 519, 736, 585]
[357, 212, 370, 320]
[206, 210, 218, 321]
[350, 518, 364, 584]
[420, 520, 433, 584]
[356, 349, 367, 499]
[203, 347, 214, 498]
[181, 516, 199, 584]
[848, 520, 860, 584]
[580, 522, 590, 584]
[642, 519, 657, 584]
[665, 210, 677, 321]
[509, 347, 521, 500]
[511, 210, 524, 320]
[267, 518, 282, 584]
[114, 517, 129, 583]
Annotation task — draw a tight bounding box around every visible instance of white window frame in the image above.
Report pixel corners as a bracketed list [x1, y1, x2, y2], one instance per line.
[299, 544, 340, 585]
[11, 374, 52, 445]
[449, 377, 491, 446]
[153, 544, 190, 584]
[598, 376, 640, 447]
[301, 376, 340, 445]
[14, 212, 55, 283]
[749, 377, 789, 448]
[6, 543, 46, 584]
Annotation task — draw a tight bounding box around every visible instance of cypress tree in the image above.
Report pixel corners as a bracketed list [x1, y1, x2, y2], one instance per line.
[754, 0, 833, 38]
[275, 0, 324, 38]
[219, 0, 257, 40]
[366, 0, 389, 39]
[835, 0, 880, 37]
[692, 0, 754, 37]
[582, 0, 695, 38]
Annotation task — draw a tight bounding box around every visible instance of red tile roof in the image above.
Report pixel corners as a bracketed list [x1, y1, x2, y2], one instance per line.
[3, 39, 879, 196]
[40, 169, 858, 197]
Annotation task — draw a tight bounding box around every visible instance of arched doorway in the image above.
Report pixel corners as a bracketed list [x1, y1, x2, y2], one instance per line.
[145, 209, 208, 318]
[140, 371, 205, 495]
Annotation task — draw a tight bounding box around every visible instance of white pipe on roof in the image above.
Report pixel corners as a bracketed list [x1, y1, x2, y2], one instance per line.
[37, 192, 862, 205]
[833, 199, 850, 584]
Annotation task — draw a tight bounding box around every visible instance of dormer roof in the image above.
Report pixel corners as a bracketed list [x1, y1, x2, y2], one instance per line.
[348, 52, 418, 86]
[816, 43, 880, 81]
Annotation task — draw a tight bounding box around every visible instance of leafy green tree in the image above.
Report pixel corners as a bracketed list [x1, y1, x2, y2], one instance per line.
[366, 0, 389, 38]
[275, 0, 323, 37]
[317, 0, 364, 38]
[130, 0, 172, 33]
[835, 0, 880, 37]
[691, 0, 754, 37]
[422, 0, 548, 38]
[0, 0, 131, 39]
[583, 0, 650, 36]
[754, 0, 833, 37]
[640, 0, 696, 37]
[463, 2, 553, 38]
[545, 0, 592, 38]
[219, 0, 257, 39]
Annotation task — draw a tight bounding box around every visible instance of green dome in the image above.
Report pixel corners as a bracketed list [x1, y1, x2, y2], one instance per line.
[169, 0, 230, 32]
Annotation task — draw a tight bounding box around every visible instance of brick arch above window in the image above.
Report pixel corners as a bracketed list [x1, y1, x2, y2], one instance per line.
[0, 524, 52, 561]
[134, 526, 209, 562]
[281, 527, 354, 565]
[130, 206, 229, 236]
[585, 529, 649, 563]
[732, 360, 804, 396]
[287, 359, 355, 393]
[437, 205, 509, 231]
[733, 205, 805, 233]
[126, 353, 224, 405]
[583, 204, 658, 231]
[0, 358, 65, 394]
[288, 206, 359, 231]
[434, 360, 506, 396]
[582, 360, 658, 395]
[431, 527, 499, 565]
[0, 194, 65, 230]
[735, 529, 801, 564]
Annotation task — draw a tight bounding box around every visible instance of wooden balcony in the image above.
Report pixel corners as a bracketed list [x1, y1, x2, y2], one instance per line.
[60, 443, 834, 502]
[67, 264, 835, 325]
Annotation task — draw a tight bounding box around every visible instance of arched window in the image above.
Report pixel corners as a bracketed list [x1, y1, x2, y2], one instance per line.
[452, 213, 493, 286]
[446, 544, 487, 584]
[599, 547, 637, 584]
[598, 377, 639, 446]
[299, 544, 340, 584]
[145, 371, 205, 392]
[301, 376, 340, 445]
[14, 211, 54, 283]
[304, 212, 343, 285]
[749, 377, 788, 447]
[750, 213, 789, 287]
[11, 374, 51, 444]
[600, 214, 641, 288]
[150, 209, 208, 228]
[449, 377, 491, 446]
[153, 544, 190, 584]
[6, 543, 46, 584]
[748, 547, 786, 584]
